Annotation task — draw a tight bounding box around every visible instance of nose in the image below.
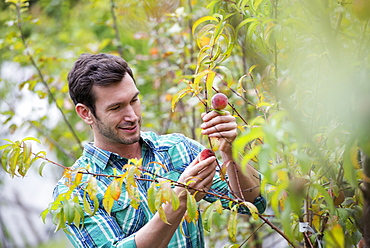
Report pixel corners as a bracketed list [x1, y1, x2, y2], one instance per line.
[123, 105, 139, 123]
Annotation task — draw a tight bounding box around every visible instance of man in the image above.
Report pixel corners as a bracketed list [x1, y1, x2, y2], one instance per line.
[54, 53, 266, 247]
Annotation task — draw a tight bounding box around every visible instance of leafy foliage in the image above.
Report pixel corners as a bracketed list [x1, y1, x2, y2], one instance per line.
[1, 0, 370, 247]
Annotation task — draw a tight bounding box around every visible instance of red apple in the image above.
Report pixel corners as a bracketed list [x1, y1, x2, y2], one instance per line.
[199, 149, 215, 161]
[211, 93, 228, 110]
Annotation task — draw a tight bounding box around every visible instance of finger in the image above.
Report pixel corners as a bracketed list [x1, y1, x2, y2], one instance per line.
[198, 168, 216, 188]
[187, 158, 216, 184]
[180, 156, 216, 182]
[202, 110, 231, 122]
[201, 115, 236, 131]
[201, 122, 237, 136]
[188, 171, 215, 191]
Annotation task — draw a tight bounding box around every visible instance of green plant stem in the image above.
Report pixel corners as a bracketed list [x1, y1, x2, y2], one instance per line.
[15, 3, 83, 152]
[110, 0, 124, 57]
[240, 222, 265, 247]
[257, 214, 298, 248]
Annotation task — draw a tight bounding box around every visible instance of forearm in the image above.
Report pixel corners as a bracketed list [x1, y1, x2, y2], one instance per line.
[134, 188, 187, 248]
[221, 150, 261, 202]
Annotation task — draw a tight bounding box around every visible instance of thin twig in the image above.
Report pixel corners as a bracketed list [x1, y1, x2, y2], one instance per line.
[110, 0, 124, 57]
[15, 3, 83, 151]
[24, 146, 297, 247]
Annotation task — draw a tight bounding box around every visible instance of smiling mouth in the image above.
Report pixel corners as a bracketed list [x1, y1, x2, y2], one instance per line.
[118, 125, 138, 132]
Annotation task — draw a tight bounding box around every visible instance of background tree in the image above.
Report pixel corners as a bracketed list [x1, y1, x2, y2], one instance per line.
[1, 0, 369, 247]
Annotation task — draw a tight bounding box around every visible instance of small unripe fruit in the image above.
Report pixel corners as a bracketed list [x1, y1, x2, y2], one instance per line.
[211, 93, 228, 110]
[199, 149, 215, 161]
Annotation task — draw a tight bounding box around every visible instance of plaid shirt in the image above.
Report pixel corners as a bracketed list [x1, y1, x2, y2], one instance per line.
[54, 131, 266, 248]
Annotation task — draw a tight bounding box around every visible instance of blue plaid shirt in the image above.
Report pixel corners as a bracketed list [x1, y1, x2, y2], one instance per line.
[54, 131, 266, 247]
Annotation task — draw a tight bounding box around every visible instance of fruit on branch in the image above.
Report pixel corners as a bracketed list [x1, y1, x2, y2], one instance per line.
[211, 93, 228, 110]
[199, 149, 215, 161]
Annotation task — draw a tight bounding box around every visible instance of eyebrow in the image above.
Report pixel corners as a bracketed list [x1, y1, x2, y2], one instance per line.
[106, 91, 140, 110]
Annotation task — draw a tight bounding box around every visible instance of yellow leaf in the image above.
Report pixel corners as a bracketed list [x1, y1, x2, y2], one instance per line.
[171, 190, 180, 211]
[215, 199, 223, 214]
[219, 160, 230, 181]
[192, 15, 219, 37]
[110, 179, 121, 201]
[75, 171, 83, 185]
[205, 70, 216, 107]
[227, 205, 238, 243]
[86, 176, 98, 200]
[324, 224, 345, 248]
[203, 201, 216, 232]
[103, 187, 114, 215]
[158, 206, 170, 225]
[83, 193, 93, 216]
[161, 181, 172, 203]
[147, 182, 157, 213]
[186, 192, 198, 222]
[171, 87, 193, 112]
[242, 201, 259, 220]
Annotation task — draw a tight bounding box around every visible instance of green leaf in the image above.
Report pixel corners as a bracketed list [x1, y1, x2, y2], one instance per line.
[203, 201, 216, 232]
[0, 143, 12, 150]
[241, 145, 261, 175]
[186, 192, 198, 223]
[192, 16, 219, 36]
[1, 147, 11, 172]
[170, 189, 180, 211]
[147, 182, 157, 213]
[93, 197, 99, 215]
[38, 161, 47, 177]
[63, 200, 75, 224]
[86, 176, 98, 200]
[242, 201, 259, 220]
[227, 205, 238, 243]
[21, 141, 31, 165]
[214, 199, 223, 214]
[171, 87, 193, 112]
[342, 142, 358, 188]
[235, 17, 256, 35]
[40, 208, 49, 224]
[8, 147, 21, 177]
[72, 197, 82, 225]
[310, 183, 335, 212]
[158, 206, 170, 225]
[83, 192, 93, 216]
[103, 187, 114, 215]
[22, 137, 41, 143]
[324, 224, 345, 248]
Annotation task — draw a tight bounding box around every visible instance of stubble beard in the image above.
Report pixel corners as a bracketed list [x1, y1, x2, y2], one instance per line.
[95, 117, 141, 145]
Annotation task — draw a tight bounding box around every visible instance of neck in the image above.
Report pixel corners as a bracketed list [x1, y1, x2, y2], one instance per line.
[94, 140, 142, 159]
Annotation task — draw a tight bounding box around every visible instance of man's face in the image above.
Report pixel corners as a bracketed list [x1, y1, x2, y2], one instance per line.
[91, 75, 142, 148]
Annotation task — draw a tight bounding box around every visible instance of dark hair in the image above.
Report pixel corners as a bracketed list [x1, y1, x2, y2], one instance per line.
[68, 53, 135, 116]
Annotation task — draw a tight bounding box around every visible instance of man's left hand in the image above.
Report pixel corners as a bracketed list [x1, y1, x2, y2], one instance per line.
[200, 111, 237, 154]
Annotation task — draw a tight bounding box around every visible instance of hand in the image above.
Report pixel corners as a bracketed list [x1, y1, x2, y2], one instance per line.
[176, 155, 217, 202]
[200, 111, 237, 154]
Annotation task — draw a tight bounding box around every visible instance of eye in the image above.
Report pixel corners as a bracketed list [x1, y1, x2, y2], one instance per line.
[110, 105, 120, 111]
[131, 98, 139, 103]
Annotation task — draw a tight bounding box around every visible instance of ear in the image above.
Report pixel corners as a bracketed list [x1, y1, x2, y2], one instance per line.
[75, 103, 94, 125]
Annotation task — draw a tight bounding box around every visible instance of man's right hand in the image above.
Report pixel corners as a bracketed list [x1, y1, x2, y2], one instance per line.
[176, 155, 217, 202]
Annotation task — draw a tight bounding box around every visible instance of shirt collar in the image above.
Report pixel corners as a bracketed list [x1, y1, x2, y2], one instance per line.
[83, 131, 157, 171]
[83, 142, 113, 171]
